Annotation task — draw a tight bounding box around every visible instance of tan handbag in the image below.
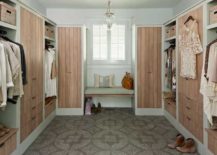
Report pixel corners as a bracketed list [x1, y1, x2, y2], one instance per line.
[122, 72, 134, 90]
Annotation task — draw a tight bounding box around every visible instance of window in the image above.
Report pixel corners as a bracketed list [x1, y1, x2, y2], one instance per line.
[93, 25, 108, 60]
[111, 25, 125, 60]
[92, 24, 126, 62]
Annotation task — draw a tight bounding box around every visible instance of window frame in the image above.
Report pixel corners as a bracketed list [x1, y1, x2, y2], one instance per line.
[87, 19, 131, 65]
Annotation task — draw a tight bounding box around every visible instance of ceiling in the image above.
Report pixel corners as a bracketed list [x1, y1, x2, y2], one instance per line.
[37, 0, 181, 9]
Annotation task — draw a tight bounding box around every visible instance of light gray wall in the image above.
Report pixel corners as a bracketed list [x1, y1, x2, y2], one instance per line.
[173, 0, 205, 15]
[19, 0, 46, 15]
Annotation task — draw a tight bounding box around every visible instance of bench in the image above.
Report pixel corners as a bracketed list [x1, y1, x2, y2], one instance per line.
[85, 87, 134, 97]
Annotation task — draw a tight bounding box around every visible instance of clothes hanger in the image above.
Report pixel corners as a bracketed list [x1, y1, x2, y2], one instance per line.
[184, 15, 195, 25]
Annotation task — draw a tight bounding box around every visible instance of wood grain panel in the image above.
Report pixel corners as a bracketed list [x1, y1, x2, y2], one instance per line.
[137, 27, 162, 108]
[178, 6, 203, 142]
[20, 7, 43, 142]
[58, 27, 82, 108]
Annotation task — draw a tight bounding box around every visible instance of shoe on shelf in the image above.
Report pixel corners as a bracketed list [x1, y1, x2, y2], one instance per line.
[176, 138, 197, 153]
[168, 134, 185, 149]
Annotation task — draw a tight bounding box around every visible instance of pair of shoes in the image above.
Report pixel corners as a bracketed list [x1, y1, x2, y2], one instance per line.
[91, 103, 102, 114]
[97, 102, 101, 113]
[176, 138, 196, 153]
[91, 104, 97, 114]
[168, 134, 185, 149]
[168, 134, 196, 153]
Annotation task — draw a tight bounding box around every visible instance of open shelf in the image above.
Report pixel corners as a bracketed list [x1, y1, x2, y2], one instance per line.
[45, 36, 55, 42]
[165, 36, 176, 42]
[207, 23, 217, 30]
[0, 21, 17, 31]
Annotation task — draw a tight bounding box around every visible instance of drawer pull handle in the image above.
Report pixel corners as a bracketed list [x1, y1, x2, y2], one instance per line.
[32, 106, 36, 110]
[32, 116, 36, 120]
[0, 142, 5, 148]
[32, 97, 36, 100]
[186, 106, 190, 110]
[6, 10, 12, 14]
[186, 97, 191, 101]
[187, 116, 191, 121]
[32, 78, 37, 81]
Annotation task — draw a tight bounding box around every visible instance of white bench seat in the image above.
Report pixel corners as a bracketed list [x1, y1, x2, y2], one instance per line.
[85, 87, 134, 97]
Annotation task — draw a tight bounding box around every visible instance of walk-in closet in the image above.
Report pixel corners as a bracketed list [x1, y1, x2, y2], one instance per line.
[0, 0, 217, 155]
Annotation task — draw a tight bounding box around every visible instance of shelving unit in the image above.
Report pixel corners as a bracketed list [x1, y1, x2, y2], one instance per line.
[205, 1, 217, 155]
[44, 20, 57, 119]
[163, 20, 177, 119]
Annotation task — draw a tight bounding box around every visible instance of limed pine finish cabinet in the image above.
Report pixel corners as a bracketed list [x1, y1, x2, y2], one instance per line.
[137, 27, 162, 108]
[20, 7, 44, 142]
[178, 7, 203, 142]
[58, 27, 82, 108]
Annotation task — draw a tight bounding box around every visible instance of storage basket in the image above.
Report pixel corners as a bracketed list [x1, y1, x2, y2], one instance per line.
[170, 25, 176, 37]
[210, 5, 217, 24]
[0, 2, 16, 25]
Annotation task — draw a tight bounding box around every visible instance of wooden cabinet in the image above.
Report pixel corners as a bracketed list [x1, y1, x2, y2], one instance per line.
[0, 129, 17, 155]
[20, 7, 44, 142]
[58, 27, 82, 108]
[164, 99, 176, 118]
[137, 27, 162, 108]
[178, 7, 203, 142]
[207, 130, 217, 155]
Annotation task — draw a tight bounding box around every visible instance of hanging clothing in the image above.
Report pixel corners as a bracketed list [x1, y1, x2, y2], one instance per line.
[3, 37, 27, 85]
[0, 43, 7, 108]
[164, 45, 176, 91]
[179, 20, 203, 79]
[45, 48, 57, 97]
[0, 38, 25, 109]
[200, 40, 217, 125]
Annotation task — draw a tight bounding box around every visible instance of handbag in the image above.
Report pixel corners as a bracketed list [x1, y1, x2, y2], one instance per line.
[122, 72, 134, 90]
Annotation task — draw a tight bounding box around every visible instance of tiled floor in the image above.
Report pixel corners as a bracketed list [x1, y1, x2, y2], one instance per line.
[24, 108, 199, 155]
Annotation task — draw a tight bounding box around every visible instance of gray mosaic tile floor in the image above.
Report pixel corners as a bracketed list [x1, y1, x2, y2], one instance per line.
[24, 108, 199, 155]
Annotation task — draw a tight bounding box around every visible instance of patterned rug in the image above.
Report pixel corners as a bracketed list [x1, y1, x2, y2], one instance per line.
[24, 108, 199, 155]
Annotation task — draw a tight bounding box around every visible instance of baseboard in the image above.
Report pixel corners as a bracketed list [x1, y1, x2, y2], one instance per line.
[16, 111, 56, 155]
[164, 110, 206, 155]
[135, 108, 164, 116]
[56, 108, 84, 116]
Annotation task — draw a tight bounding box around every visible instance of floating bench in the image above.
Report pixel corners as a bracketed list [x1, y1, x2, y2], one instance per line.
[85, 87, 134, 97]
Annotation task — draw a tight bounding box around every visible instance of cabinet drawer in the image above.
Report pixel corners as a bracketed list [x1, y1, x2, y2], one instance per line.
[164, 99, 176, 118]
[45, 99, 56, 118]
[31, 112, 43, 131]
[0, 129, 17, 155]
[207, 130, 217, 154]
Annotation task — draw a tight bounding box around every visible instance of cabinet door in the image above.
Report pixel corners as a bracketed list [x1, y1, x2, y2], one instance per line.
[58, 27, 82, 108]
[137, 27, 162, 108]
[20, 7, 43, 142]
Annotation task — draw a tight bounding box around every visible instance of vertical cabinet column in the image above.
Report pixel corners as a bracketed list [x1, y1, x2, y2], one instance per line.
[20, 7, 44, 142]
[137, 27, 162, 108]
[58, 27, 82, 108]
[178, 7, 203, 142]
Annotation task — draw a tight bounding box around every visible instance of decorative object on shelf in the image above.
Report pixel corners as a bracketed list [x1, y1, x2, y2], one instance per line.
[105, 0, 114, 30]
